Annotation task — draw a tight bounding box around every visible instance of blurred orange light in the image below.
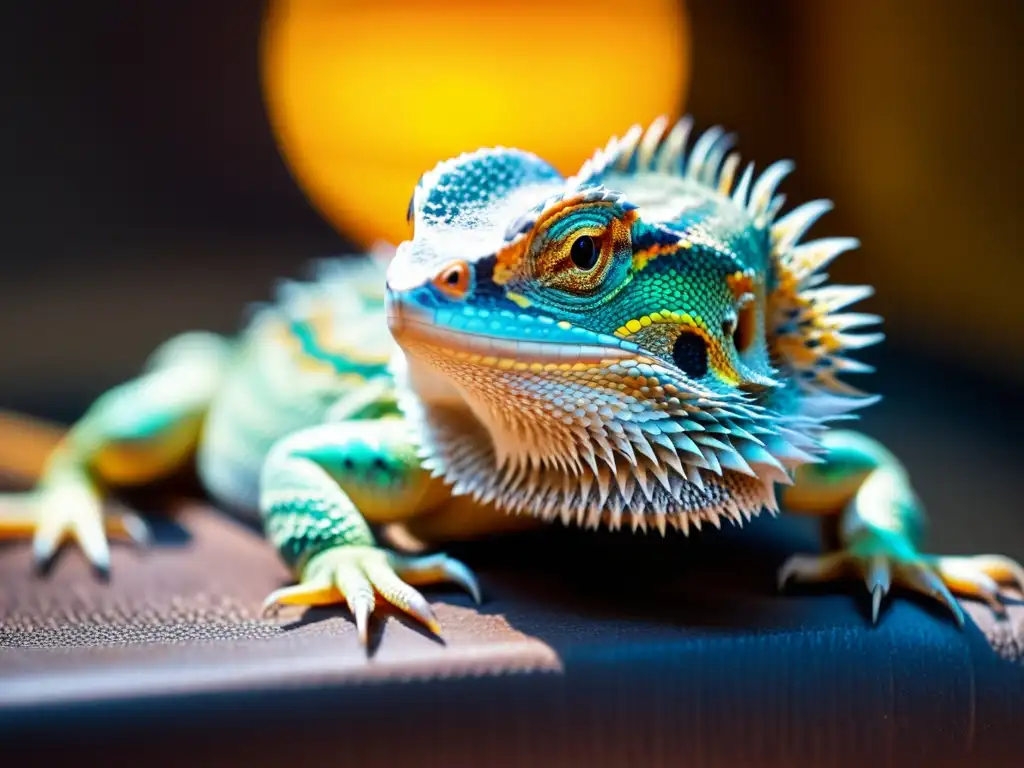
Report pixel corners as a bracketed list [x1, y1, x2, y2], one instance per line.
[261, 0, 691, 248]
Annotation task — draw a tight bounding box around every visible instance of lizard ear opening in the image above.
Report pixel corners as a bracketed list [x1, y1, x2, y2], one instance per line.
[672, 331, 709, 380]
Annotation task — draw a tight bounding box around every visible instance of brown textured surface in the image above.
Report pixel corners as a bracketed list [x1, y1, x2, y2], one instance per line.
[1, 414, 1023, 767]
[0, 505, 561, 686]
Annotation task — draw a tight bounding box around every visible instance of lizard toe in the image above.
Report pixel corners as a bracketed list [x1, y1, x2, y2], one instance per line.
[775, 534, 1024, 628]
[261, 545, 481, 650]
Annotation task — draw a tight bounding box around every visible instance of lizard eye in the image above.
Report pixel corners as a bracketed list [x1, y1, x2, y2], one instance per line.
[569, 235, 599, 271]
[533, 229, 614, 297]
[525, 202, 635, 307]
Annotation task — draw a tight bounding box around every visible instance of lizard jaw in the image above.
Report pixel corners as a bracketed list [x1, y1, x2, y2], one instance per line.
[387, 295, 822, 535]
[386, 291, 639, 371]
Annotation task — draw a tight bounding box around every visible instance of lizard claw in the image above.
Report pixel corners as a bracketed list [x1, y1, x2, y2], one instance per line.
[865, 555, 891, 624]
[776, 551, 847, 590]
[870, 583, 884, 624]
[261, 546, 481, 648]
[778, 534, 1024, 627]
[930, 554, 1024, 618]
[1, 487, 150, 574]
[390, 551, 483, 605]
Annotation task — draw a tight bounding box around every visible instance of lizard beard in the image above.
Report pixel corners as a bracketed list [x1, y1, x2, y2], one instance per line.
[392, 347, 832, 535]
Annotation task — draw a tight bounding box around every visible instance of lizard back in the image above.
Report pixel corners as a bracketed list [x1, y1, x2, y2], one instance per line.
[197, 254, 396, 515]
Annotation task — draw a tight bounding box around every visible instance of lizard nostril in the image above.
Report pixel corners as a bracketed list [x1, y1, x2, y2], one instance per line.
[432, 260, 472, 300]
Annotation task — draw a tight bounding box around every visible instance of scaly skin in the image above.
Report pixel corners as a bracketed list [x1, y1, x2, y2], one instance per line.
[0, 246, 485, 642]
[2, 119, 1022, 647]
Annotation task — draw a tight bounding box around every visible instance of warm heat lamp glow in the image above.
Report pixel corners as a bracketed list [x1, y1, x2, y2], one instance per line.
[260, 0, 691, 247]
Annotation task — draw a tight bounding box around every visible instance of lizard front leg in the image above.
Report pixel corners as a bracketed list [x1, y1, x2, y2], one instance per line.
[0, 332, 232, 572]
[778, 429, 1024, 625]
[259, 418, 480, 647]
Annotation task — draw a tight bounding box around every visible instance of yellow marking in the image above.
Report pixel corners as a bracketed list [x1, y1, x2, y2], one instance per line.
[343, 468, 452, 525]
[617, 310, 710, 338]
[632, 237, 693, 271]
[783, 467, 874, 515]
[0, 517, 36, 538]
[727, 269, 757, 301]
[92, 414, 204, 486]
[777, 335, 818, 366]
[557, 321, 572, 330]
[506, 291, 532, 308]
[306, 302, 393, 366]
[271, 320, 379, 382]
[498, 358, 515, 369]
[493, 240, 527, 286]
[767, 254, 860, 385]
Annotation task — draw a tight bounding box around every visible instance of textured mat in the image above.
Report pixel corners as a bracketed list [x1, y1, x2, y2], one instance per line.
[1, 412, 1022, 767]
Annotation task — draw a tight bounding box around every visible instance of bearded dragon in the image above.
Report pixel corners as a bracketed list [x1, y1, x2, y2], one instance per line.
[3, 117, 1021, 647]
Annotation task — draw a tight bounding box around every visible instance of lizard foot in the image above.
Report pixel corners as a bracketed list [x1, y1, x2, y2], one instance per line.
[778, 530, 1024, 627]
[261, 546, 482, 647]
[0, 487, 150, 574]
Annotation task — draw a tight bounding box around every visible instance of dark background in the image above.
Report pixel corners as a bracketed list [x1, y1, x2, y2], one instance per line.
[0, 1, 1021, 557]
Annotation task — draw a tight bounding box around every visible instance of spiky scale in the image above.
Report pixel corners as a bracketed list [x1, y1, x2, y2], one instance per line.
[749, 160, 795, 219]
[700, 133, 736, 187]
[732, 162, 755, 207]
[655, 116, 693, 173]
[613, 124, 644, 172]
[636, 115, 669, 170]
[772, 199, 834, 252]
[685, 125, 725, 180]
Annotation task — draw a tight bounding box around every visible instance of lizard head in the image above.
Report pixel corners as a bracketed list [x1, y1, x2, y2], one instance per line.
[386, 119, 880, 533]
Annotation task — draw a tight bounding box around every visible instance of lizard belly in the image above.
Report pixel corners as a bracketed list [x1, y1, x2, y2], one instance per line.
[389, 493, 546, 549]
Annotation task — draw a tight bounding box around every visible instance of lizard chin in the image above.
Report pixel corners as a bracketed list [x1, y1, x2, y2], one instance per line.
[389, 329, 824, 536]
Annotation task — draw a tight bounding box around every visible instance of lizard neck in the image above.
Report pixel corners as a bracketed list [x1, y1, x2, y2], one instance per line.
[390, 348, 788, 535]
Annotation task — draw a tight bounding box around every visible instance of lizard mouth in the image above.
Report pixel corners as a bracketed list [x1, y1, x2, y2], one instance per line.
[385, 290, 771, 413]
[386, 292, 640, 369]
